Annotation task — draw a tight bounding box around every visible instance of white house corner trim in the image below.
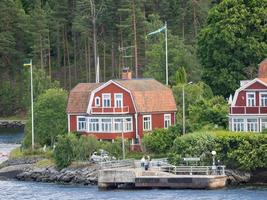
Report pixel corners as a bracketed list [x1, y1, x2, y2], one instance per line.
[67, 114, 70, 132]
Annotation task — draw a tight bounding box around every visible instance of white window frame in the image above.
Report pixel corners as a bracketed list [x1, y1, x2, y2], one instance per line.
[95, 96, 100, 107]
[114, 93, 123, 108]
[102, 93, 111, 108]
[246, 92, 256, 107]
[260, 92, 267, 107]
[247, 118, 258, 132]
[232, 118, 244, 132]
[77, 116, 87, 131]
[143, 115, 152, 131]
[164, 114, 171, 129]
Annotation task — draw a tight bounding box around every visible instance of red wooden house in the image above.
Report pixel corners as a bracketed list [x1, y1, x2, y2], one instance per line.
[229, 59, 267, 132]
[67, 70, 177, 149]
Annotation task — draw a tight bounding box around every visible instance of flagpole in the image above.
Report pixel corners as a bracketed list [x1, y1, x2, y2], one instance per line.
[165, 21, 168, 86]
[30, 59, 34, 149]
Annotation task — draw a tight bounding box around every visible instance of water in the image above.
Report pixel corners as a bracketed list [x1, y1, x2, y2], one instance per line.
[0, 128, 266, 200]
[0, 181, 266, 200]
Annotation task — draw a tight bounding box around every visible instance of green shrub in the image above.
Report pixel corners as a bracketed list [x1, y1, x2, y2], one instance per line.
[53, 134, 78, 169]
[75, 135, 98, 161]
[99, 138, 129, 159]
[142, 127, 180, 154]
[171, 131, 267, 171]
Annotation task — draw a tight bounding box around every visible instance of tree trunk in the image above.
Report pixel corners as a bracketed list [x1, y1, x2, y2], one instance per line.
[88, 37, 91, 83]
[48, 31, 52, 79]
[63, 28, 67, 89]
[85, 38, 89, 82]
[132, 0, 138, 78]
[40, 34, 44, 69]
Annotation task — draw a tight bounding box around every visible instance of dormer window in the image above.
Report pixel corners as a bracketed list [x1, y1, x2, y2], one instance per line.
[247, 92, 255, 107]
[115, 93, 123, 108]
[95, 97, 100, 107]
[102, 93, 111, 107]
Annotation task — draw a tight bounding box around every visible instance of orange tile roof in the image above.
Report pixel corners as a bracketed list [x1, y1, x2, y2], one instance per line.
[67, 79, 177, 113]
[67, 83, 103, 113]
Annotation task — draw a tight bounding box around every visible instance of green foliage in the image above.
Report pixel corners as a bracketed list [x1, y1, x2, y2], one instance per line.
[99, 138, 130, 159]
[172, 131, 267, 171]
[197, 0, 267, 96]
[53, 134, 78, 169]
[75, 135, 98, 161]
[142, 127, 180, 154]
[174, 67, 187, 85]
[189, 96, 228, 130]
[23, 88, 68, 148]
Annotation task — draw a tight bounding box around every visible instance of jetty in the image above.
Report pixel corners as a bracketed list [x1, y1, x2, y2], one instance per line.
[98, 159, 227, 190]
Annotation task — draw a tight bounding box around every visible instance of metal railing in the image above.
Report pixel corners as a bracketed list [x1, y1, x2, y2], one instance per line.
[100, 159, 135, 169]
[160, 165, 226, 176]
[91, 106, 129, 114]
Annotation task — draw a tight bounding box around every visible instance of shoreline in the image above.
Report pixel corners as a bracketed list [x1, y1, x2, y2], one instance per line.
[0, 157, 266, 187]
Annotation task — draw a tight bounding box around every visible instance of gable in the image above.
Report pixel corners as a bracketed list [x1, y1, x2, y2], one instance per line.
[245, 81, 267, 90]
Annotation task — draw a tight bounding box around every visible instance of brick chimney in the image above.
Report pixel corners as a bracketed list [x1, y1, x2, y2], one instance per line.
[258, 58, 267, 78]
[122, 67, 132, 80]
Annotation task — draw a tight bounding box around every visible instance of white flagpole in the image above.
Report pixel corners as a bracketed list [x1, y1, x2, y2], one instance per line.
[165, 21, 168, 86]
[30, 59, 34, 149]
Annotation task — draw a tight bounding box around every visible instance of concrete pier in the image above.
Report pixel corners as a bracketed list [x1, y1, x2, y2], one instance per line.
[98, 168, 227, 190]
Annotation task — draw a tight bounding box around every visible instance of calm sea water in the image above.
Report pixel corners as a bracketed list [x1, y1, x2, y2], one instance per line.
[0, 128, 266, 200]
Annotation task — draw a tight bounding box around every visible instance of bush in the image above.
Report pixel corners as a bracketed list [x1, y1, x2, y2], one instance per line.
[171, 131, 267, 171]
[53, 134, 78, 169]
[75, 135, 98, 161]
[142, 127, 180, 154]
[99, 138, 129, 159]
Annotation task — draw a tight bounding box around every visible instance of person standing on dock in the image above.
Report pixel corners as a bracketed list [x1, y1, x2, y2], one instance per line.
[144, 156, 149, 171]
[141, 156, 145, 168]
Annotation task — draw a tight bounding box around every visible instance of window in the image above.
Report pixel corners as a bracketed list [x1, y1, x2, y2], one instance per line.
[247, 118, 258, 132]
[124, 117, 132, 132]
[247, 92, 255, 107]
[233, 118, 244, 132]
[114, 118, 123, 132]
[102, 94, 111, 107]
[101, 118, 112, 132]
[164, 114, 171, 129]
[143, 115, 152, 131]
[260, 93, 267, 106]
[95, 97, 100, 107]
[115, 93, 123, 108]
[261, 118, 267, 132]
[89, 118, 99, 132]
[78, 117, 87, 131]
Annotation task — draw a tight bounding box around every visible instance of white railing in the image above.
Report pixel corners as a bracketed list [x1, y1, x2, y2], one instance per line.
[100, 159, 135, 169]
[160, 165, 226, 176]
[91, 106, 129, 114]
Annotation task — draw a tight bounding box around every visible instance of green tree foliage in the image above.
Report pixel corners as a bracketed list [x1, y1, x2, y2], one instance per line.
[75, 135, 98, 161]
[172, 131, 267, 171]
[174, 67, 187, 85]
[142, 126, 181, 154]
[197, 0, 267, 97]
[189, 96, 228, 130]
[23, 88, 68, 148]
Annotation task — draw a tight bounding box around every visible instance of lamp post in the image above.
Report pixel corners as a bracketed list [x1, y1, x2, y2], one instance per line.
[182, 81, 193, 135]
[211, 150, 217, 174]
[23, 59, 34, 149]
[121, 119, 125, 160]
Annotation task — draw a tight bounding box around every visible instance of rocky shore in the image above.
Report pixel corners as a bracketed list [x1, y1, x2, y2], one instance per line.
[0, 157, 98, 185]
[0, 120, 25, 128]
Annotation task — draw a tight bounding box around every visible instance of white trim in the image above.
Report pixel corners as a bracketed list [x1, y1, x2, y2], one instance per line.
[232, 78, 267, 106]
[102, 93, 111, 108]
[86, 80, 137, 114]
[143, 115, 152, 131]
[135, 113, 138, 139]
[76, 116, 133, 133]
[95, 96, 100, 107]
[67, 114, 70, 132]
[164, 114, 171, 129]
[246, 92, 256, 107]
[114, 93, 123, 108]
[77, 116, 87, 131]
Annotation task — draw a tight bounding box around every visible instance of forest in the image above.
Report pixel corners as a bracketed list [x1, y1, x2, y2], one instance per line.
[0, 0, 266, 116]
